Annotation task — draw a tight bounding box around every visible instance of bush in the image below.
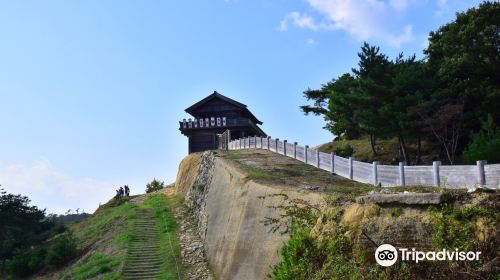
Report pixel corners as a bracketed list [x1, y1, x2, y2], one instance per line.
[6, 247, 47, 277]
[272, 223, 360, 280]
[462, 115, 500, 164]
[145, 179, 165, 193]
[46, 231, 78, 266]
[334, 144, 355, 158]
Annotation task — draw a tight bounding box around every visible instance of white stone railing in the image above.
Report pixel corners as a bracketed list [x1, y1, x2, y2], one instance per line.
[229, 136, 500, 189]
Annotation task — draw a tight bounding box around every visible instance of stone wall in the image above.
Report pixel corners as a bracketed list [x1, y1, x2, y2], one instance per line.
[174, 151, 325, 280]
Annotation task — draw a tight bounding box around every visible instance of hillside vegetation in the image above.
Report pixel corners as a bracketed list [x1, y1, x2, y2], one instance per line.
[301, 2, 500, 166]
[33, 194, 182, 280]
[318, 137, 441, 165]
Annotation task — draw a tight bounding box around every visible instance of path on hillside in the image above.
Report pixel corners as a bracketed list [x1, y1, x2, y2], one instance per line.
[122, 208, 162, 280]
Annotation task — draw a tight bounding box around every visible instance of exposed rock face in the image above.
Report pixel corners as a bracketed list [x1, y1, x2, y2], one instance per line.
[175, 151, 325, 280]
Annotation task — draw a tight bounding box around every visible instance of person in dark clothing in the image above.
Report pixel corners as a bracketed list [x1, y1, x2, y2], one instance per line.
[124, 185, 130, 196]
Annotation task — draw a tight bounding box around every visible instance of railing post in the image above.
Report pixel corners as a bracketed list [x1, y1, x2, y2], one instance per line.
[348, 157, 353, 180]
[247, 136, 250, 149]
[477, 160, 486, 186]
[283, 140, 287, 156]
[372, 161, 379, 186]
[267, 136, 271, 150]
[275, 138, 279, 153]
[254, 136, 257, 148]
[239, 138, 242, 149]
[316, 149, 320, 168]
[305, 145, 309, 164]
[293, 142, 297, 159]
[331, 152, 335, 173]
[260, 137, 263, 149]
[433, 161, 441, 187]
[399, 162, 405, 186]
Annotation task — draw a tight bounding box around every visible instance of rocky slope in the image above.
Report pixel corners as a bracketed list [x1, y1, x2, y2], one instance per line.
[173, 149, 499, 280]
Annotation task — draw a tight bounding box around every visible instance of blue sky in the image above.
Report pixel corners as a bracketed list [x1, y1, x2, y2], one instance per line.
[0, 0, 483, 214]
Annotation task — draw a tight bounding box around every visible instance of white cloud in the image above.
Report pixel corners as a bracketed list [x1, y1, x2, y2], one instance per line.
[279, 12, 326, 31]
[0, 160, 116, 214]
[307, 38, 317, 45]
[437, 0, 448, 7]
[387, 25, 413, 46]
[280, 0, 416, 47]
[390, 0, 410, 11]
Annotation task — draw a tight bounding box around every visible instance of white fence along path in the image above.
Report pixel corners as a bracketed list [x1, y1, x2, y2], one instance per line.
[228, 136, 500, 189]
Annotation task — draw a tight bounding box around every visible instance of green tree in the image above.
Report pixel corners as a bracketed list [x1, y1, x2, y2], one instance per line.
[351, 43, 393, 155]
[145, 179, 165, 193]
[425, 1, 500, 132]
[462, 114, 500, 164]
[301, 74, 360, 139]
[0, 188, 54, 267]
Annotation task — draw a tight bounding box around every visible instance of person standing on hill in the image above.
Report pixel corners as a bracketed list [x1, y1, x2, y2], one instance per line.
[124, 185, 130, 196]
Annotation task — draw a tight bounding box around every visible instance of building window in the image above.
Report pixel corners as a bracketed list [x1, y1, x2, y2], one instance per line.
[193, 119, 198, 128]
[205, 118, 210, 127]
[199, 118, 204, 127]
[188, 118, 192, 128]
[222, 117, 226, 126]
[210, 117, 215, 126]
[216, 117, 221, 126]
[183, 119, 187, 128]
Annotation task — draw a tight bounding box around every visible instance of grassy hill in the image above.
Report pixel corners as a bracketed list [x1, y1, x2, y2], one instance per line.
[34, 193, 182, 280]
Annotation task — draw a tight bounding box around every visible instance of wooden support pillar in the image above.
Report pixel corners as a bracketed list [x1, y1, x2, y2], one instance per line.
[275, 138, 279, 153]
[293, 142, 297, 159]
[267, 136, 271, 150]
[283, 140, 287, 156]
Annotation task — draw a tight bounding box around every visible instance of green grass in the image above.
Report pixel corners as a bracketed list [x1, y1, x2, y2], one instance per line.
[75, 197, 137, 247]
[58, 197, 139, 279]
[143, 194, 184, 280]
[223, 150, 376, 198]
[62, 253, 122, 280]
[73, 194, 184, 280]
[240, 164, 275, 181]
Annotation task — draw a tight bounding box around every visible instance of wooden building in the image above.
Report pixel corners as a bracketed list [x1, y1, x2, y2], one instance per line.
[179, 91, 267, 153]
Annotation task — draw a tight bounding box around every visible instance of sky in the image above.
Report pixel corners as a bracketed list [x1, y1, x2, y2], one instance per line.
[0, 0, 484, 214]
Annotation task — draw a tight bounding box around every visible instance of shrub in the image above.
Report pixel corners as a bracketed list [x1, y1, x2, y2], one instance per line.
[46, 231, 78, 266]
[145, 179, 166, 193]
[6, 247, 47, 277]
[334, 144, 355, 158]
[271, 223, 360, 280]
[462, 115, 500, 164]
